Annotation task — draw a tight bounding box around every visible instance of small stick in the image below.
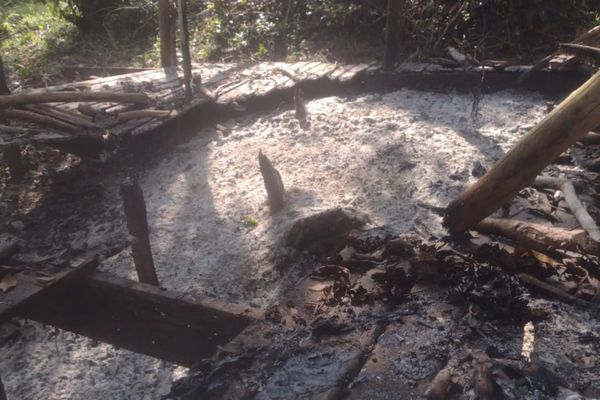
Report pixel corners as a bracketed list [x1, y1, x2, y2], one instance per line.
[560, 180, 600, 243]
[518, 273, 586, 306]
[121, 177, 159, 286]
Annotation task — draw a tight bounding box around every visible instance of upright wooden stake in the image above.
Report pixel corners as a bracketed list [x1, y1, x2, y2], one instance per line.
[4, 145, 25, 181]
[444, 71, 600, 233]
[0, 53, 10, 95]
[177, 0, 193, 101]
[121, 177, 159, 286]
[383, 0, 401, 71]
[158, 0, 177, 67]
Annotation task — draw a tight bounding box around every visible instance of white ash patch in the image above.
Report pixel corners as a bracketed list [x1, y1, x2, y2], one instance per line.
[1, 88, 549, 399]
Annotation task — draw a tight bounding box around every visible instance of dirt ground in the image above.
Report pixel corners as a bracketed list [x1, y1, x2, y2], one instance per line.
[3, 86, 599, 399]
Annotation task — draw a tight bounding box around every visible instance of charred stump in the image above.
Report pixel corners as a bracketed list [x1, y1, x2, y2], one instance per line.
[4, 145, 25, 181]
[121, 177, 159, 286]
[259, 150, 285, 213]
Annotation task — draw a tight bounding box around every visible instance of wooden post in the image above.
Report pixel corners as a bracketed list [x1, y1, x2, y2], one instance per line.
[444, 70, 600, 233]
[177, 0, 193, 101]
[4, 145, 25, 181]
[158, 0, 177, 67]
[383, 0, 401, 71]
[0, 53, 9, 95]
[121, 177, 159, 286]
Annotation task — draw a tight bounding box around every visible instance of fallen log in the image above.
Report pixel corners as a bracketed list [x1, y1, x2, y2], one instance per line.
[560, 181, 600, 243]
[0, 90, 150, 108]
[117, 109, 172, 121]
[1, 108, 78, 132]
[560, 43, 600, 61]
[444, 71, 600, 233]
[474, 217, 599, 254]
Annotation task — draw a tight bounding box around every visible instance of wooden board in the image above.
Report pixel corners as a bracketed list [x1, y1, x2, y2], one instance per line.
[20, 271, 263, 366]
[0, 255, 98, 322]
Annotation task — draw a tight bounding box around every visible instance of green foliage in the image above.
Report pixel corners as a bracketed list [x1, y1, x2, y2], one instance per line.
[0, 0, 76, 81]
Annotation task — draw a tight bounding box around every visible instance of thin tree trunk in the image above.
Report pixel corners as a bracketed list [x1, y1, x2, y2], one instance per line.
[158, 0, 177, 67]
[0, 53, 9, 95]
[383, 0, 401, 70]
[177, 0, 193, 101]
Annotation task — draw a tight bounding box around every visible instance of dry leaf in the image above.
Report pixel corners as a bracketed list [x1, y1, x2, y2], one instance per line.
[0, 273, 17, 293]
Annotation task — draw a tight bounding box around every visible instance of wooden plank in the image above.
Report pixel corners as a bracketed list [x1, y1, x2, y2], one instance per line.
[0, 255, 98, 322]
[19, 271, 262, 366]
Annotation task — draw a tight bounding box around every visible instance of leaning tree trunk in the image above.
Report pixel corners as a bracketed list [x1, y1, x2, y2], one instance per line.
[0, 53, 9, 95]
[444, 70, 600, 233]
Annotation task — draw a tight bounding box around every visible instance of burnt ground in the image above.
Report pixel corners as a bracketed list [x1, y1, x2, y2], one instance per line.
[1, 79, 600, 399]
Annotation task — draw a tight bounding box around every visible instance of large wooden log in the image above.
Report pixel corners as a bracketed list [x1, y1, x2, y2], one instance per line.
[0, 91, 150, 108]
[158, 0, 177, 67]
[20, 271, 262, 366]
[1, 108, 78, 132]
[444, 71, 600, 233]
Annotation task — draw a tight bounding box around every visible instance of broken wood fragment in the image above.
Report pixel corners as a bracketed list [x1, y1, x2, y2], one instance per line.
[117, 109, 172, 121]
[474, 217, 599, 254]
[20, 270, 262, 366]
[0, 91, 150, 108]
[444, 70, 600, 234]
[560, 180, 600, 243]
[3, 145, 25, 181]
[2, 108, 78, 132]
[258, 150, 285, 213]
[294, 86, 308, 122]
[121, 177, 159, 286]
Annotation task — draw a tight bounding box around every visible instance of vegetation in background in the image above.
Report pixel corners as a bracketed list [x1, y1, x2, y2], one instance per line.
[0, 0, 598, 87]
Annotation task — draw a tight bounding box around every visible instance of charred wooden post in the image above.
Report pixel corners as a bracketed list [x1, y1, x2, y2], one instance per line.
[177, 0, 193, 101]
[4, 145, 25, 181]
[383, 0, 401, 71]
[0, 53, 9, 95]
[158, 0, 177, 68]
[259, 150, 285, 213]
[444, 71, 600, 233]
[294, 87, 308, 121]
[121, 177, 159, 286]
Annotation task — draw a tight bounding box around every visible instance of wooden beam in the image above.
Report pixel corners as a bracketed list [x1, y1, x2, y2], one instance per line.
[383, 0, 401, 71]
[177, 0, 193, 100]
[0, 91, 150, 108]
[121, 177, 159, 286]
[159, 0, 177, 68]
[0, 255, 98, 322]
[19, 271, 262, 367]
[444, 71, 600, 233]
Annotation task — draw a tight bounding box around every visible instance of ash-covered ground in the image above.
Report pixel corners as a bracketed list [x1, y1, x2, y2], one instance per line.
[1, 88, 551, 399]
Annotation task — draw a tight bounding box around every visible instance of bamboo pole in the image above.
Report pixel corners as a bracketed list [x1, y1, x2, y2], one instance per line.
[444, 71, 600, 233]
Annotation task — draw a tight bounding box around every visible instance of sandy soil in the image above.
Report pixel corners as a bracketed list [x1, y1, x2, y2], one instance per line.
[0, 87, 550, 399]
